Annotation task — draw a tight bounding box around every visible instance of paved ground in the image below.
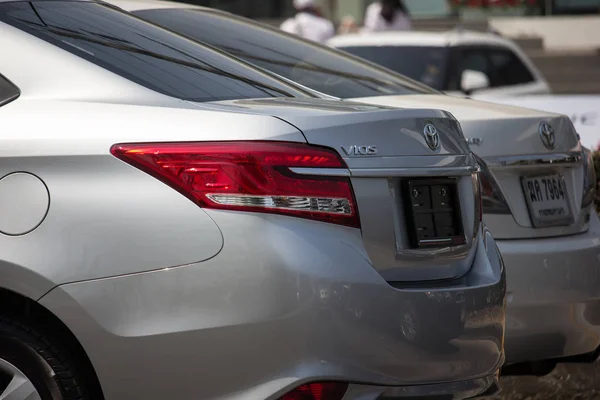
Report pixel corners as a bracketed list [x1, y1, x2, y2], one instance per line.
[492, 364, 600, 399]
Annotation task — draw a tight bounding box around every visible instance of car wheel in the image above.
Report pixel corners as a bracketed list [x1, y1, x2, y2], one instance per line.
[0, 317, 90, 400]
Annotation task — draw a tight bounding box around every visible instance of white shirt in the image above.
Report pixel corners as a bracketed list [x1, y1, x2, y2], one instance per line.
[280, 12, 335, 43]
[363, 2, 412, 32]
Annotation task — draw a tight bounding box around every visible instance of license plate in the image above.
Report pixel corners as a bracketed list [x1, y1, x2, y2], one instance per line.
[403, 178, 466, 248]
[521, 174, 573, 227]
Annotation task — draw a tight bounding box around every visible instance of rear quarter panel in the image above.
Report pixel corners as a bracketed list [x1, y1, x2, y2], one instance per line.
[0, 99, 305, 298]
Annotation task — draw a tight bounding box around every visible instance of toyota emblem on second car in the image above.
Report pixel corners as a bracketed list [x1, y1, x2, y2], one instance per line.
[423, 123, 440, 151]
[538, 122, 556, 150]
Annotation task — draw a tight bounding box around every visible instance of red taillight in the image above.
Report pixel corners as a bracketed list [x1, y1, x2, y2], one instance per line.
[111, 141, 359, 228]
[473, 154, 510, 216]
[473, 172, 483, 223]
[280, 382, 348, 400]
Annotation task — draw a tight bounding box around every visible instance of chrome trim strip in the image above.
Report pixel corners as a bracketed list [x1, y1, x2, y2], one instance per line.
[486, 152, 583, 168]
[289, 167, 350, 177]
[342, 154, 475, 170]
[349, 165, 479, 177]
[290, 166, 480, 177]
[420, 238, 452, 244]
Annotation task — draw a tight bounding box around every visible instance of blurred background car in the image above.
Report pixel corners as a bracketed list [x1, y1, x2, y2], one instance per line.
[0, 1, 506, 399]
[111, 0, 600, 377]
[328, 30, 551, 96]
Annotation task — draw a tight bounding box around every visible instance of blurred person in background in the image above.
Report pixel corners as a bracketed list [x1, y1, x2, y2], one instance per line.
[338, 15, 360, 35]
[280, 0, 335, 43]
[364, 0, 411, 32]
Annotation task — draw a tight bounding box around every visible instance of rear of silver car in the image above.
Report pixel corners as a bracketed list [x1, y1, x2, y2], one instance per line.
[0, 2, 505, 399]
[474, 113, 600, 369]
[100, 0, 598, 375]
[452, 108, 600, 373]
[29, 100, 506, 400]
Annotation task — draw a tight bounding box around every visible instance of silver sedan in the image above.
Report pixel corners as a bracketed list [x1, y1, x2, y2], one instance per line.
[118, 0, 600, 375]
[0, 1, 505, 399]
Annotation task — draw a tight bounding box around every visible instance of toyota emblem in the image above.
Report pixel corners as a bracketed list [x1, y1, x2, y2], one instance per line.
[538, 122, 556, 150]
[423, 123, 440, 151]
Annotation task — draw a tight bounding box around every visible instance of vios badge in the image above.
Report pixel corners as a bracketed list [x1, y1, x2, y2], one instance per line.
[538, 122, 556, 150]
[341, 145, 378, 156]
[423, 123, 440, 151]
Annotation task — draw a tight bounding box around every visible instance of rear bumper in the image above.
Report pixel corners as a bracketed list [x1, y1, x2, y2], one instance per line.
[39, 213, 505, 400]
[499, 212, 600, 365]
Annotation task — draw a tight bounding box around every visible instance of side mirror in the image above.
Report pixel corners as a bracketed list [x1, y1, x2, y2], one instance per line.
[461, 69, 490, 94]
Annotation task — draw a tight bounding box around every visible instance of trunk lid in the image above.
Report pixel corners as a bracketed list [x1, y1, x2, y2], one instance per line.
[192, 97, 471, 158]
[352, 94, 587, 240]
[190, 97, 481, 281]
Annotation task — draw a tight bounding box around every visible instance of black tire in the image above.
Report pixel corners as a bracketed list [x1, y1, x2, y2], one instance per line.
[0, 316, 91, 400]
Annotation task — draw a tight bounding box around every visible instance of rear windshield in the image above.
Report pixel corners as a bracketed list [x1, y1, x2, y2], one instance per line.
[0, 1, 309, 102]
[133, 8, 437, 99]
[338, 46, 450, 90]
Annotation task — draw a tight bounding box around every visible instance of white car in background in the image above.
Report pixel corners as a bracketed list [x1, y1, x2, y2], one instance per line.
[109, 0, 600, 376]
[328, 30, 551, 98]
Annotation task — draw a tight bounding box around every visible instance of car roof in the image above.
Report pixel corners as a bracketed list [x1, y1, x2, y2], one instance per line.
[328, 30, 518, 49]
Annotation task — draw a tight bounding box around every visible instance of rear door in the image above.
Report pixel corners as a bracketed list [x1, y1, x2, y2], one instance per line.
[449, 45, 548, 96]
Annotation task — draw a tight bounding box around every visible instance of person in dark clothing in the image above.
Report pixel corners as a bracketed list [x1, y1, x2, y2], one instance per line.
[364, 0, 411, 32]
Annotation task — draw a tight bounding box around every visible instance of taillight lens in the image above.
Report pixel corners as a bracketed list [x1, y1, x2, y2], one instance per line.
[280, 382, 348, 400]
[581, 147, 596, 208]
[473, 154, 510, 215]
[111, 141, 359, 228]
